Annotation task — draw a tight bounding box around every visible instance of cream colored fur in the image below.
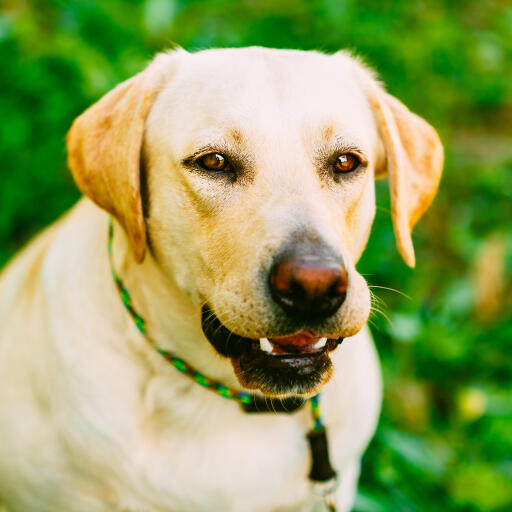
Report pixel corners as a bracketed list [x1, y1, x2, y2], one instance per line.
[0, 47, 442, 511]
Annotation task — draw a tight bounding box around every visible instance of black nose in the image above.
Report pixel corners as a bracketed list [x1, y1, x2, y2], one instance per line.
[269, 255, 348, 320]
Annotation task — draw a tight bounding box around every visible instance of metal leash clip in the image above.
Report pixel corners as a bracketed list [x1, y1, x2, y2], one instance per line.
[311, 476, 339, 511]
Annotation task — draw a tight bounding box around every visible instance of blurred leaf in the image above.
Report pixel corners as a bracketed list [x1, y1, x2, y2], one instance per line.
[144, 0, 177, 36]
[354, 490, 388, 512]
[450, 463, 512, 510]
[380, 429, 449, 478]
[387, 313, 422, 343]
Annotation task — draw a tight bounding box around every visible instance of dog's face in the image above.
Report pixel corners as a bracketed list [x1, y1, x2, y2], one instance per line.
[67, 48, 443, 397]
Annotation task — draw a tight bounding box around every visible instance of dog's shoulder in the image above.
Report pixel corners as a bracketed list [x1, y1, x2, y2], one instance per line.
[0, 199, 97, 318]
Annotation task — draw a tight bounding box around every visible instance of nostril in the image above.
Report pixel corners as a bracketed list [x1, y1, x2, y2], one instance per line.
[270, 261, 296, 294]
[330, 266, 349, 295]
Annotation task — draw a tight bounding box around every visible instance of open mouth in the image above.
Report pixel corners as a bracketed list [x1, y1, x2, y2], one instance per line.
[201, 305, 343, 396]
[257, 332, 336, 354]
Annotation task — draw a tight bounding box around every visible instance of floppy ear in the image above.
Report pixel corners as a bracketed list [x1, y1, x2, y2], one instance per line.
[368, 84, 444, 267]
[67, 68, 160, 262]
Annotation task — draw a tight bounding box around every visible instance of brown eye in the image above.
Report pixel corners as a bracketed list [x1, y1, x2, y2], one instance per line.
[334, 153, 360, 173]
[198, 153, 229, 171]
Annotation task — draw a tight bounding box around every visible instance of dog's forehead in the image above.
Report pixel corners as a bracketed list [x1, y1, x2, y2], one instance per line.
[149, 48, 377, 152]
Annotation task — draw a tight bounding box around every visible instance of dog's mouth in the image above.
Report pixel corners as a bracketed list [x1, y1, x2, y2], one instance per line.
[255, 332, 341, 355]
[201, 305, 343, 397]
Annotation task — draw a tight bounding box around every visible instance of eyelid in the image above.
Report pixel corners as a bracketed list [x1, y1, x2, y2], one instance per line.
[182, 147, 221, 165]
[194, 149, 225, 160]
[340, 149, 366, 164]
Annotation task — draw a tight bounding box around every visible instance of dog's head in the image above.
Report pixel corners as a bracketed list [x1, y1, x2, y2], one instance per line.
[67, 48, 443, 397]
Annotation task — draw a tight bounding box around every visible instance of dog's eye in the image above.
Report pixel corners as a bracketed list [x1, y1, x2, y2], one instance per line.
[198, 153, 230, 172]
[334, 153, 360, 173]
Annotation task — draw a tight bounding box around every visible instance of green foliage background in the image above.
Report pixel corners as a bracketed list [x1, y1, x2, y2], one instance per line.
[1, 1, 511, 510]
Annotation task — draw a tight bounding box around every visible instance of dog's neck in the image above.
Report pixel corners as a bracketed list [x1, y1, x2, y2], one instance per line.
[108, 216, 241, 389]
[102, 213, 339, 503]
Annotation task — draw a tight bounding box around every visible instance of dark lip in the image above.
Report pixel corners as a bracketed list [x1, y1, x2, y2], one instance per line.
[200, 304, 247, 357]
[200, 304, 344, 395]
[200, 304, 343, 358]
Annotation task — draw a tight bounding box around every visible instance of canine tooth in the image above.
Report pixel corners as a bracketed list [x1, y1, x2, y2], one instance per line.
[259, 337, 274, 353]
[312, 337, 328, 350]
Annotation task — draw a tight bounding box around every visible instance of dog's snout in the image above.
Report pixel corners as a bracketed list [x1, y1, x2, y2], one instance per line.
[269, 255, 348, 320]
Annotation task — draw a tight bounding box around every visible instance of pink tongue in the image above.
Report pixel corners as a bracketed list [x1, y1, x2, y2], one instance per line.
[269, 331, 318, 347]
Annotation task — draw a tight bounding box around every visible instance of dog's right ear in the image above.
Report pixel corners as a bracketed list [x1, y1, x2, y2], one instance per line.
[67, 67, 160, 263]
[367, 84, 443, 268]
[343, 53, 443, 267]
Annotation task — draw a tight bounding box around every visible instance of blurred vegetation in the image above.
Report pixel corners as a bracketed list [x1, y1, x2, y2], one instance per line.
[1, 0, 511, 510]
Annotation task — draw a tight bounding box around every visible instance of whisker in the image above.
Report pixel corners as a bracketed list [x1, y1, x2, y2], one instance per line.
[366, 317, 380, 331]
[370, 305, 391, 324]
[368, 285, 411, 300]
[369, 290, 387, 308]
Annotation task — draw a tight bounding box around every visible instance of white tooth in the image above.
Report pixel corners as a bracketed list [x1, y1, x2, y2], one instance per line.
[312, 337, 328, 350]
[259, 337, 274, 353]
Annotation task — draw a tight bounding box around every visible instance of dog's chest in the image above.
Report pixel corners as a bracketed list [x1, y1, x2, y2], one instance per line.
[116, 395, 319, 512]
[82, 332, 378, 512]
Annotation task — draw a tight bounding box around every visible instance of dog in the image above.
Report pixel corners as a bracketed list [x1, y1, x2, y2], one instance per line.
[0, 47, 443, 511]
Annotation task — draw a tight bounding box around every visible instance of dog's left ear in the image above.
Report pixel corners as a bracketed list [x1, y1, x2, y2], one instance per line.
[67, 66, 161, 262]
[367, 83, 444, 267]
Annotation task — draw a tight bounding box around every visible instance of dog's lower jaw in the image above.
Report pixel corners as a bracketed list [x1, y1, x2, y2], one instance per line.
[231, 350, 334, 398]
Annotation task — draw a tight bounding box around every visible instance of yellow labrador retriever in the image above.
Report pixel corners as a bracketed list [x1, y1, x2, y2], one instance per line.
[0, 47, 442, 512]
